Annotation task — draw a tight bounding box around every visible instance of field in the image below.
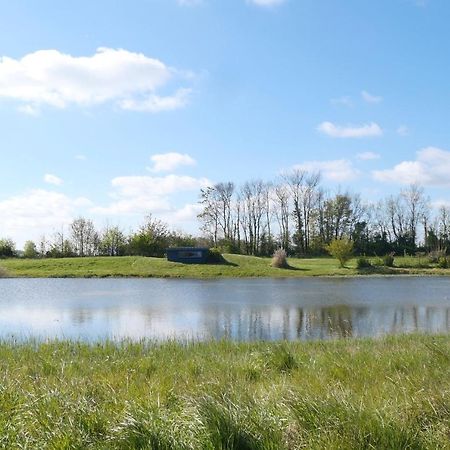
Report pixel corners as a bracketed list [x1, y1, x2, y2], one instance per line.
[0, 335, 448, 449]
[1, 254, 450, 278]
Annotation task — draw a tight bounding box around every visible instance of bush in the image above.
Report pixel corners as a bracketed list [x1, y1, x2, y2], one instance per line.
[356, 256, 372, 269]
[428, 249, 447, 264]
[0, 238, 15, 258]
[325, 239, 354, 268]
[382, 253, 395, 267]
[271, 249, 288, 268]
[208, 248, 226, 263]
[23, 241, 38, 259]
[437, 256, 448, 269]
[372, 257, 384, 267]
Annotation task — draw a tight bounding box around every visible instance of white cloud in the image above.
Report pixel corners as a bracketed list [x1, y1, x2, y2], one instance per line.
[44, 174, 63, 186]
[75, 154, 87, 161]
[0, 48, 191, 113]
[361, 90, 382, 104]
[148, 152, 196, 173]
[356, 151, 380, 161]
[248, 0, 286, 7]
[120, 88, 191, 112]
[292, 159, 360, 182]
[92, 174, 211, 215]
[373, 147, 450, 186]
[317, 121, 383, 138]
[431, 199, 450, 210]
[0, 190, 90, 246]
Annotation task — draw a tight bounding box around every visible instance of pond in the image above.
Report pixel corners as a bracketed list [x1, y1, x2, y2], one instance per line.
[0, 277, 449, 342]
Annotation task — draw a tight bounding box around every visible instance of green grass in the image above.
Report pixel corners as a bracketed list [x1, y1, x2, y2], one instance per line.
[1, 254, 450, 278]
[0, 335, 448, 448]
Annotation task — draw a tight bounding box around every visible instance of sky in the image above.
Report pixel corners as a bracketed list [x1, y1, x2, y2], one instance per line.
[1, 0, 450, 246]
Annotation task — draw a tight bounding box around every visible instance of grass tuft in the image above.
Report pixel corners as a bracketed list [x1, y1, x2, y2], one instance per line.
[0, 335, 447, 447]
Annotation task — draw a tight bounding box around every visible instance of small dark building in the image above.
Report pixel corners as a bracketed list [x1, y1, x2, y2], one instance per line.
[166, 247, 209, 264]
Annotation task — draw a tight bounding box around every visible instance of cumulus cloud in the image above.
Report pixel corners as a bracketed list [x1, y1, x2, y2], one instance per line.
[92, 174, 211, 215]
[44, 174, 63, 186]
[356, 151, 380, 161]
[248, 0, 286, 7]
[148, 152, 196, 173]
[361, 90, 382, 103]
[0, 48, 192, 113]
[0, 190, 91, 246]
[317, 121, 383, 138]
[292, 159, 360, 182]
[373, 147, 450, 186]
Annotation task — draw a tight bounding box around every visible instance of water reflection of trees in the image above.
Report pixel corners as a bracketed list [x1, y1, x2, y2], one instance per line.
[199, 305, 450, 341]
[70, 309, 94, 325]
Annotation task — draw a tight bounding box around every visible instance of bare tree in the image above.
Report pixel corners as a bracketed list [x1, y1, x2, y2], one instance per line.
[70, 217, 98, 257]
[273, 184, 290, 251]
[401, 184, 429, 247]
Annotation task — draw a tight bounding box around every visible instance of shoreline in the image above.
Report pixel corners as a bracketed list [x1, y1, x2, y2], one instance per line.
[1, 254, 450, 279]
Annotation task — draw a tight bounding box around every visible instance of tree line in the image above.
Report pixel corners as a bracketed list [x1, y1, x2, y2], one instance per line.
[0, 215, 202, 259]
[1, 169, 449, 259]
[197, 170, 450, 257]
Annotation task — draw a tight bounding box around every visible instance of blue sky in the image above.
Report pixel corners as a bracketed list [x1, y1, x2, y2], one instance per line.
[1, 0, 450, 245]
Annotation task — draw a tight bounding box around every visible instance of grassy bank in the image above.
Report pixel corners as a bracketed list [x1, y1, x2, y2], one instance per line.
[1, 254, 450, 278]
[0, 335, 448, 449]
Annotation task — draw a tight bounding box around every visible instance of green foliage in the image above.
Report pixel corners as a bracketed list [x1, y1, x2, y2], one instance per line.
[325, 238, 354, 267]
[0, 238, 15, 258]
[208, 247, 225, 263]
[382, 253, 395, 267]
[372, 257, 384, 267]
[0, 335, 447, 448]
[437, 256, 448, 269]
[129, 215, 170, 257]
[22, 240, 38, 259]
[356, 256, 372, 269]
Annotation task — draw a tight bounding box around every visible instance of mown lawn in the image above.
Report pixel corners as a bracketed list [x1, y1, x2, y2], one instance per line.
[1, 254, 450, 278]
[0, 335, 448, 449]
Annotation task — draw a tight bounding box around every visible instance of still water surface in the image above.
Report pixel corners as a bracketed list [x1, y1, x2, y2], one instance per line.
[0, 277, 449, 341]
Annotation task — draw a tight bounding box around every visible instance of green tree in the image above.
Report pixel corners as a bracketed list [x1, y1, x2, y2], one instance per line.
[129, 215, 170, 257]
[0, 238, 15, 258]
[325, 238, 354, 268]
[23, 241, 38, 258]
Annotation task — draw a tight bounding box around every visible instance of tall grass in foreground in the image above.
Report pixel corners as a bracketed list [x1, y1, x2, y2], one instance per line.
[0, 335, 448, 449]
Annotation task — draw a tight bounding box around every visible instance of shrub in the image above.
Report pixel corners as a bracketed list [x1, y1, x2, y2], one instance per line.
[208, 248, 226, 263]
[428, 249, 447, 264]
[0, 238, 15, 258]
[382, 253, 395, 267]
[23, 241, 38, 259]
[356, 256, 372, 269]
[271, 249, 288, 268]
[325, 239, 354, 268]
[437, 256, 448, 269]
[373, 257, 384, 267]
